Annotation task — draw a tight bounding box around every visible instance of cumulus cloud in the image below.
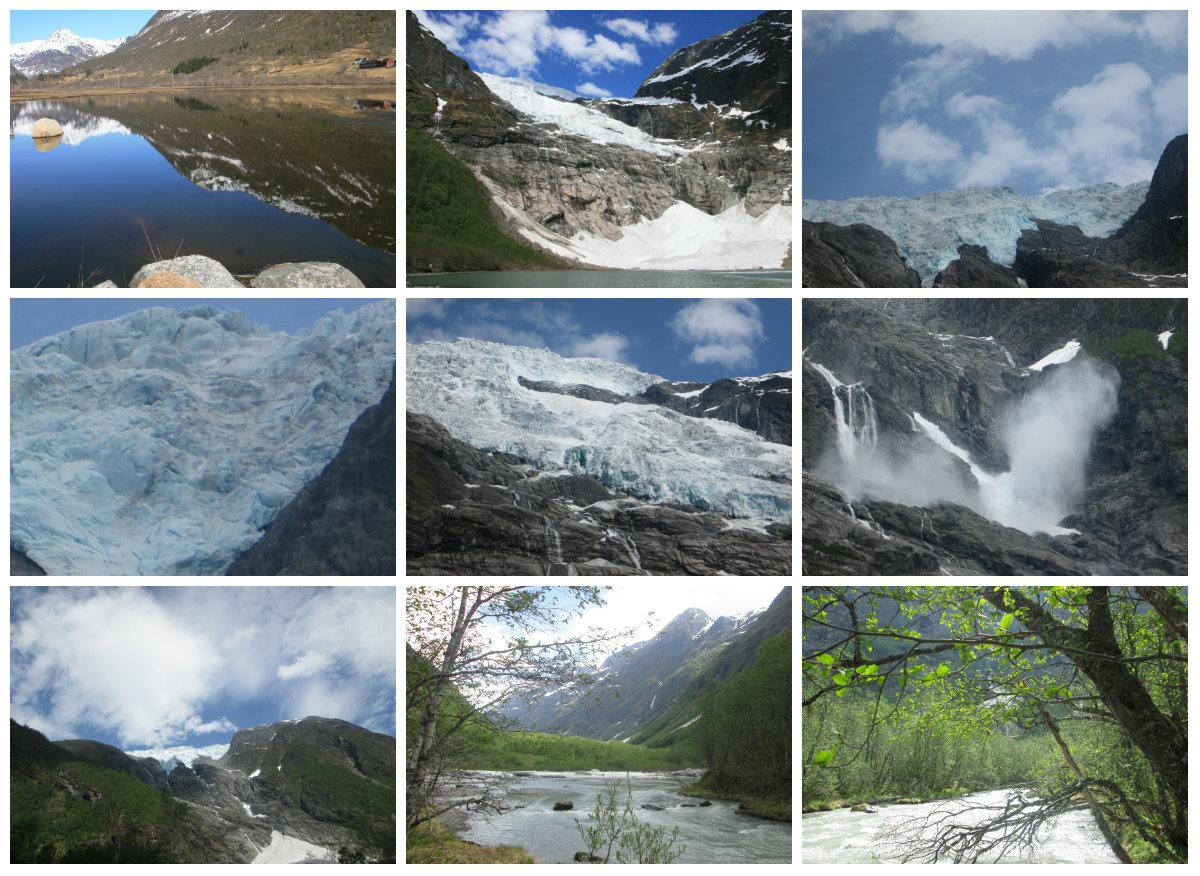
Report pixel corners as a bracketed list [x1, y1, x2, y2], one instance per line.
[406, 298, 448, 322]
[568, 332, 632, 363]
[877, 119, 963, 183]
[670, 300, 764, 370]
[894, 11, 1129, 61]
[576, 81, 613, 98]
[603, 17, 678, 45]
[11, 587, 395, 747]
[415, 10, 479, 53]
[882, 49, 976, 114]
[461, 10, 641, 77]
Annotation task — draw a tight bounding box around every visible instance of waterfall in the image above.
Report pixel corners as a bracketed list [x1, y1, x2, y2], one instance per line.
[810, 361, 878, 465]
[606, 527, 646, 574]
[542, 515, 565, 574]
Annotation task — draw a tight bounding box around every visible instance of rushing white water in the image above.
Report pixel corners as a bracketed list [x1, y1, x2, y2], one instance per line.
[455, 772, 790, 864]
[809, 361, 878, 465]
[802, 788, 1118, 864]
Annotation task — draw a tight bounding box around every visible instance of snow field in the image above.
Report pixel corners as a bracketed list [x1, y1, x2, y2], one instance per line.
[252, 830, 333, 864]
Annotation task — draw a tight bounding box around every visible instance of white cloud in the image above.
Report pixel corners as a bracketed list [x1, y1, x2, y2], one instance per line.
[670, 300, 764, 370]
[894, 11, 1128, 62]
[406, 298, 449, 322]
[1136, 11, 1187, 51]
[877, 119, 964, 183]
[1152, 73, 1187, 141]
[882, 49, 975, 114]
[464, 10, 640, 77]
[576, 81, 613, 98]
[603, 17, 678, 45]
[415, 10, 478, 53]
[568, 332, 632, 363]
[11, 587, 395, 747]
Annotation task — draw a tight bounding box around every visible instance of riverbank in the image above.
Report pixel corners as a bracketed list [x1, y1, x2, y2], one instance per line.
[802, 783, 1027, 814]
[407, 816, 537, 864]
[679, 783, 791, 822]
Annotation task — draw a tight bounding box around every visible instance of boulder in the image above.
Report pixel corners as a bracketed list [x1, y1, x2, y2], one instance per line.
[700, 800, 712, 807]
[31, 118, 63, 138]
[250, 262, 364, 287]
[91, 280, 119, 288]
[640, 803, 665, 811]
[850, 804, 878, 813]
[136, 270, 203, 288]
[130, 255, 242, 288]
[33, 136, 62, 153]
[574, 851, 603, 862]
[553, 801, 573, 811]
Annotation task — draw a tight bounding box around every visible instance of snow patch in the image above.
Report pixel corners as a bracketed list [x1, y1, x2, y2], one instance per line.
[1028, 340, 1081, 371]
[252, 830, 332, 864]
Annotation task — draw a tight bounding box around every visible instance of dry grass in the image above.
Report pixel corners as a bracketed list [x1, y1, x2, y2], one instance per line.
[406, 817, 537, 864]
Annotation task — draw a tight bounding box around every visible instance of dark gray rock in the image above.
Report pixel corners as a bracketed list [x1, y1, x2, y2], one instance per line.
[803, 220, 922, 288]
[934, 244, 1021, 287]
[226, 373, 395, 576]
[553, 801, 573, 811]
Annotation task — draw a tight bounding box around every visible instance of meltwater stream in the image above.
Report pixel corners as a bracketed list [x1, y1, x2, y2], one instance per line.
[802, 788, 1118, 864]
[454, 772, 791, 864]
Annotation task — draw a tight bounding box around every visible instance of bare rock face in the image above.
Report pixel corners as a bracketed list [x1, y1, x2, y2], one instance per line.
[803, 220, 921, 288]
[934, 244, 1021, 287]
[406, 412, 790, 576]
[226, 374, 395, 576]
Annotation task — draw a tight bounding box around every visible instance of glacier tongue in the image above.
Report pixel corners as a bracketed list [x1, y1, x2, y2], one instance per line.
[406, 338, 791, 521]
[11, 301, 396, 575]
[803, 181, 1150, 286]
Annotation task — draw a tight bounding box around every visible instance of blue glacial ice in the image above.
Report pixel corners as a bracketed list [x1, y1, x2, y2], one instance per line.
[803, 181, 1150, 286]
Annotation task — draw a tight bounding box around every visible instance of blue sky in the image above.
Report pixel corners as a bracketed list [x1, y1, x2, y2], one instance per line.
[405, 297, 791, 381]
[803, 11, 1188, 200]
[10, 298, 391, 349]
[414, 10, 765, 97]
[10, 10, 154, 43]
[11, 587, 396, 750]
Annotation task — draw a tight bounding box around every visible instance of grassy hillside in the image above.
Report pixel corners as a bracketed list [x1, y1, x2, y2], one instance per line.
[59, 11, 395, 84]
[11, 721, 228, 863]
[407, 129, 574, 273]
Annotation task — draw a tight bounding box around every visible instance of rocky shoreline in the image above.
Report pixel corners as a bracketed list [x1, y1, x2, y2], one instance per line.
[88, 254, 367, 288]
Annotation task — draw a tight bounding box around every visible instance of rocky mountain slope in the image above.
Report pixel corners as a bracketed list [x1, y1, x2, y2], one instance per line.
[12, 717, 395, 863]
[803, 299, 1187, 575]
[9, 28, 125, 75]
[407, 10, 791, 272]
[499, 588, 791, 743]
[226, 373, 395, 575]
[803, 135, 1186, 288]
[65, 11, 394, 81]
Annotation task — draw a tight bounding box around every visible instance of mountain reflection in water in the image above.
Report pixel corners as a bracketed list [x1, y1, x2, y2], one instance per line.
[10, 88, 396, 287]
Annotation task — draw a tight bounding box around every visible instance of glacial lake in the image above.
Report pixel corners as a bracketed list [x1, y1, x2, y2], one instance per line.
[406, 269, 792, 288]
[11, 88, 396, 287]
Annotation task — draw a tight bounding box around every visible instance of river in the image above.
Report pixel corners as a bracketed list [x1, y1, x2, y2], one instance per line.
[406, 270, 792, 287]
[452, 771, 791, 864]
[802, 788, 1119, 864]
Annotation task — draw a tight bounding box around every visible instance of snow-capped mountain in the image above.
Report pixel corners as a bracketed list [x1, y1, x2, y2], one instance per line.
[498, 588, 791, 740]
[10, 101, 131, 145]
[406, 338, 790, 521]
[11, 302, 395, 575]
[407, 10, 791, 272]
[804, 181, 1149, 286]
[10, 28, 127, 75]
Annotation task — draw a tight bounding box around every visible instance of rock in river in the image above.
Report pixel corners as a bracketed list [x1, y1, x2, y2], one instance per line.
[251, 261, 365, 287]
[31, 118, 63, 138]
[130, 254, 242, 288]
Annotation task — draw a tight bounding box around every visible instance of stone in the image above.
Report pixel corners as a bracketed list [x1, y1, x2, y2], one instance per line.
[129, 255, 242, 288]
[850, 804, 878, 813]
[575, 851, 603, 862]
[803, 219, 922, 288]
[933, 244, 1021, 287]
[91, 280, 118, 288]
[136, 270, 203, 288]
[251, 262, 365, 288]
[640, 803, 666, 811]
[31, 118, 63, 138]
[553, 801, 573, 811]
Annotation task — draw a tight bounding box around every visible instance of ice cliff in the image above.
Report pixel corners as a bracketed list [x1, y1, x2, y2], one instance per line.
[10, 301, 395, 575]
[803, 181, 1149, 286]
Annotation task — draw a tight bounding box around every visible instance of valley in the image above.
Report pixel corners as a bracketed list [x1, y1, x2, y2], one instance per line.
[407, 586, 792, 864]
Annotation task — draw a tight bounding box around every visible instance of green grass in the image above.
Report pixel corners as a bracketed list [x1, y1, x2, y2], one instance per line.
[407, 817, 536, 863]
[406, 129, 572, 273]
[457, 726, 700, 773]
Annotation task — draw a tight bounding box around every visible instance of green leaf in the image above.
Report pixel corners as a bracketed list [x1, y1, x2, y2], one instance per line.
[814, 750, 833, 767]
[836, 688, 847, 697]
[815, 653, 836, 667]
[936, 663, 950, 677]
[855, 664, 878, 677]
[999, 612, 1015, 631]
[833, 673, 852, 686]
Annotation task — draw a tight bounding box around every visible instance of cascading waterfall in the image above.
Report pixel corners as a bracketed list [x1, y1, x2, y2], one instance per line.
[604, 527, 647, 574]
[541, 515, 577, 575]
[810, 361, 878, 465]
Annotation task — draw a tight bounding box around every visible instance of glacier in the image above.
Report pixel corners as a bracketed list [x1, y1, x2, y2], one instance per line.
[125, 741, 231, 770]
[802, 181, 1150, 286]
[406, 338, 791, 521]
[11, 301, 395, 575]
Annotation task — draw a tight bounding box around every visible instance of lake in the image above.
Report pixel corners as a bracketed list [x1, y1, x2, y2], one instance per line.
[11, 88, 396, 287]
[452, 771, 791, 864]
[406, 269, 792, 287]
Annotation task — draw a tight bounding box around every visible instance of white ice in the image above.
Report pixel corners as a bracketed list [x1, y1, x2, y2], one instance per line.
[11, 301, 395, 575]
[803, 181, 1149, 286]
[1028, 340, 1081, 371]
[513, 200, 791, 270]
[1158, 329, 1174, 350]
[125, 742, 230, 768]
[252, 830, 333, 864]
[407, 338, 791, 521]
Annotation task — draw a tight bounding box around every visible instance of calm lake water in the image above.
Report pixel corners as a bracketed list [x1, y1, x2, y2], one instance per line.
[454, 771, 791, 864]
[406, 269, 792, 288]
[11, 88, 396, 287]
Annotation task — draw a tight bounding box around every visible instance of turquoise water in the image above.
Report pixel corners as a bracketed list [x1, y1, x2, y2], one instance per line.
[406, 270, 792, 288]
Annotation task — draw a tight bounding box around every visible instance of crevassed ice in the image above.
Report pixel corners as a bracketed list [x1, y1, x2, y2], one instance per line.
[11, 301, 395, 575]
[802, 181, 1150, 286]
[407, 339, 791, 521]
